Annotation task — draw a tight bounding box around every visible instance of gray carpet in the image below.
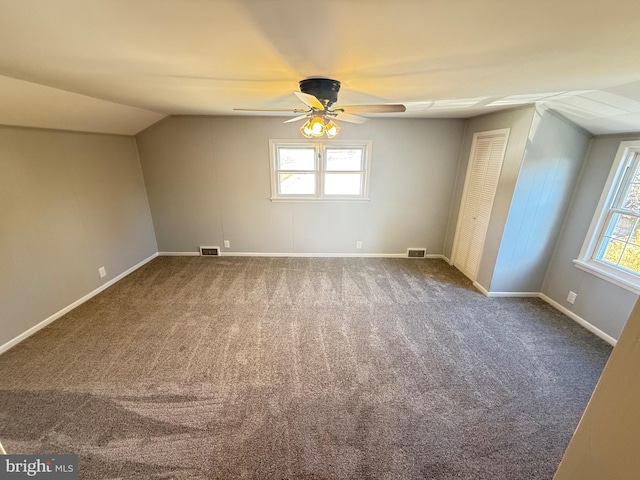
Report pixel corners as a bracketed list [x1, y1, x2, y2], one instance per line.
[0, 257, 611, 479]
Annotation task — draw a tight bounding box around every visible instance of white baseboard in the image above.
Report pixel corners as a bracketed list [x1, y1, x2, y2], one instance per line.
[471, 282, 616, 346]
[0, 252, 158, 356]
[472, 281, 490, 296]
[473, 281, 537, 297]
[489, 292, 540, 297]
[539, 293, 617, 346]
[223, 252, 407, 258]
[160, 251, 449, 259]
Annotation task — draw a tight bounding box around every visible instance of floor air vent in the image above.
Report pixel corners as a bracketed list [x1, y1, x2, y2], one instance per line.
[407, 248, 427, 258]
[199, 246, 220, 256]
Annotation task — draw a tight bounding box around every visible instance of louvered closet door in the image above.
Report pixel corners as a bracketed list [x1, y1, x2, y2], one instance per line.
[453, 131, 508, 281]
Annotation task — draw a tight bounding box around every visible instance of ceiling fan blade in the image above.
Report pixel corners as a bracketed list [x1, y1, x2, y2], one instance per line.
[338, 104, 407, 114]
[294, 91, 325, 110]
[234, 108, 307, 113]
[334, 112, 367, 124]
[283, 115, 310, 124]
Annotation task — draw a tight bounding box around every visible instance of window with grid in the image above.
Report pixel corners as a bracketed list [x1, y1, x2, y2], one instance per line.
[269, 140, 370, 200]
[576, 141, 640, 294]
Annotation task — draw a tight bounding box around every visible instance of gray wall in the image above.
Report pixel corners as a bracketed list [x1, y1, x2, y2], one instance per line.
[136, 116, 465, 255]
[553, 298, 640, 480]
[542, 133, 640, 340]
[0, 126, 157, 349]
[489, 109, 590, 292]
[3, 112, 635, 350]
[444, 106, 536, 289]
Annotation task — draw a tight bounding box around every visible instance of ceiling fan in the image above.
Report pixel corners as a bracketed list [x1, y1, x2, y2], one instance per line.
[234, 78, 406, 138]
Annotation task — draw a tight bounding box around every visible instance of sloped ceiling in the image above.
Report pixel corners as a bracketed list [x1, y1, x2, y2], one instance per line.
[1, 0, 639, 135]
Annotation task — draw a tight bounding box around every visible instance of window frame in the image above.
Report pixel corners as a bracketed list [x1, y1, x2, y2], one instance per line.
[269, 139, 371, 202]
[575, 140, 640, 294]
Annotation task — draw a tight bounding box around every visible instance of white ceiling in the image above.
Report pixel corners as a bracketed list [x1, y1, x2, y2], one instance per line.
[1, 0, 640, 135]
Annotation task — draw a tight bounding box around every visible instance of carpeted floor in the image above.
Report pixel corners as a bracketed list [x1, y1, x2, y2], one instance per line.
[0, 257, 611, 479]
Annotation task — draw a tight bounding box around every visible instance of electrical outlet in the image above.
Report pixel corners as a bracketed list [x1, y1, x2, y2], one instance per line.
[356, 241, 362, 249]
[98, 266, 106, 278]
[567, 291, 577, 304]
[224, 240, 230, 248]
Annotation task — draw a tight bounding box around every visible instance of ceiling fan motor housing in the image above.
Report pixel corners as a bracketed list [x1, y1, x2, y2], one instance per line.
[299, 78, 341, 108]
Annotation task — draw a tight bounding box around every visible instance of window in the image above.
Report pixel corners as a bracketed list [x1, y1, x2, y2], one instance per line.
[576, 140, 640, 294]
[269, 140, 371, 200]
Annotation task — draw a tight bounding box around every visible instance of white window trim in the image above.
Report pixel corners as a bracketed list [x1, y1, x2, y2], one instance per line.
[269, 139, 371, 202]
[575, 140, 640, 295]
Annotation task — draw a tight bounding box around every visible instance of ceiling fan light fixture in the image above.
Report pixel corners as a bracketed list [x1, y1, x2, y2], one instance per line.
[309, 116, 325, 136]
[300, 116, 340, 138]
[325, 120, 340, 138]
[300, 119, 314, 138]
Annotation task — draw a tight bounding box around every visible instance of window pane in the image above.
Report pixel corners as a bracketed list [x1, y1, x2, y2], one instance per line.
[278, 148, 315, 171]
[630, 220, 640, 246]
[598, 237, 624, 265]
[619, 244, 640, 274]
[633, 160, 640, 183]
[278, 173, 315, 195]
[326, 149, 363, 171]
[623, 182, 640, 212]
[607, 213, 636, 240]
[324, 173, 362, 195]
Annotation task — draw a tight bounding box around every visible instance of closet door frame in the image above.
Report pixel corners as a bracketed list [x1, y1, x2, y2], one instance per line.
[452, 128, 510, 281]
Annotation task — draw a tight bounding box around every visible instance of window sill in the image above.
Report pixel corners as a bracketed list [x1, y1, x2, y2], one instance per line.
[573, 259, 640, 295]
[270, 197, 370, 203]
